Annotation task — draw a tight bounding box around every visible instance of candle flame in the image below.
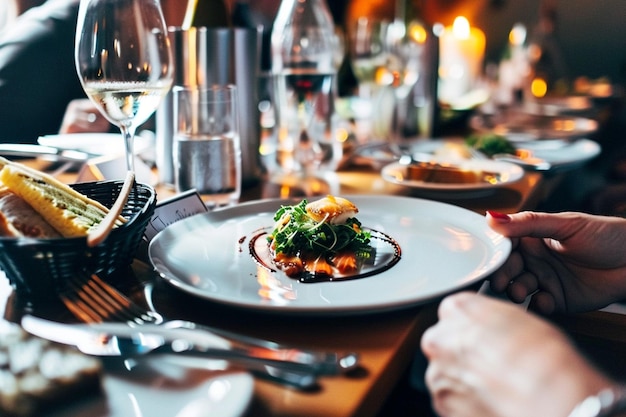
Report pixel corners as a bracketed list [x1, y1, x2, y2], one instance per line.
[509, 23, 527, 46]
[452, 16, 470, 40]
[408, 22, 428, 44]
[531, 78, 548, 98]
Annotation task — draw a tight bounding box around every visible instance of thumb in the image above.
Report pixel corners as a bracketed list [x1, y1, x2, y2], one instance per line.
[486, 210, 584, 241]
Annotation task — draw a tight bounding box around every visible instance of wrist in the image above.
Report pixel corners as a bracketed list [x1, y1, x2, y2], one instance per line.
[568, 385, 626, 417]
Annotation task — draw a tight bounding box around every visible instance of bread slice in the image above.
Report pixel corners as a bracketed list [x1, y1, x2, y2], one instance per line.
[0, 323, 103, 416]
[0, 157, 122, 238]
[0, 187, 61, 238]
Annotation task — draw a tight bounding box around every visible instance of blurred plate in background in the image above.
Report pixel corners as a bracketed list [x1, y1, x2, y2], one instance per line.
[469, 111, 598, 143]
[381, 158, 524, 196]
[39, 133, 152, 159]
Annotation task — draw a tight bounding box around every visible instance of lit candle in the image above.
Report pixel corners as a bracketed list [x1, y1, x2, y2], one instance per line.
[438, 16, 486, 104]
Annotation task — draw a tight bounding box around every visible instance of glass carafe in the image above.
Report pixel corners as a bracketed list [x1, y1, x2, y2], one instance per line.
[270, 0, 339, 178]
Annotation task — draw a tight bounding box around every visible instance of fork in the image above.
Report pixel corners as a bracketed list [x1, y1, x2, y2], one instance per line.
[61, 272, 164, 325]
[60, 272, 359, 375]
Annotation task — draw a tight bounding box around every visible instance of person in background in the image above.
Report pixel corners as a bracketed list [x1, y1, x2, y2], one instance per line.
[0, 1, 19, 32]
[421, 210, 626, 417]
[0, 0, 185, 144]
[0, 0, 83, 143]
[58, 98, 110, 134]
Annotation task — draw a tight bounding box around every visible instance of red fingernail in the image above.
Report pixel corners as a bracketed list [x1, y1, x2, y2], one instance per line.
[487, 210, 511, 222]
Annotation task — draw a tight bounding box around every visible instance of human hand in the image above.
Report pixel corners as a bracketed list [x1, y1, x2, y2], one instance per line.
[421, 292, 614, 417]
[486, 211, 626, 314]
[58, 99, 111, 134]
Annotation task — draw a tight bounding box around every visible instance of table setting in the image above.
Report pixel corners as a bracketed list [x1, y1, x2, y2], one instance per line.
[0, 143, 544, 417]
[0, 141, 529, 417]
[1, 0, 624, 416]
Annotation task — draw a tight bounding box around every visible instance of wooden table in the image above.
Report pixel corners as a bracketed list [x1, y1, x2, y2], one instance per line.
[0, 159, 552, 417]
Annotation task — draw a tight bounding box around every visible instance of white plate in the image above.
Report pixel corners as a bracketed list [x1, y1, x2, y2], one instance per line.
[520, 138, 601, 170]
[523, 95, 593, 115]
[469, 112, 598, 142]
[38, 133, 151, 157]
[381, 159, 524, 193]
[356, 139, 600, 173]
[414, 138, 600, 171]
[148, 196, 511, 315]
[54, 355, 253, 417]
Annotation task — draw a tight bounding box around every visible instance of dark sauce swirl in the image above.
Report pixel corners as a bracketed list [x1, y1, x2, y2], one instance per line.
[249, 227, 401, 283]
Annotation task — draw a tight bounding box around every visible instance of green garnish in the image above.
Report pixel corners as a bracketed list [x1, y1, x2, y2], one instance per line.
[268, 200, 372, 259]
[465, 133, 516, 157]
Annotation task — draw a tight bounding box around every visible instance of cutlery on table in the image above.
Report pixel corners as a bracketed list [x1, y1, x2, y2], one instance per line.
[491, 153, 552, 171]
[21, 315, 320, 390]
[59, 272, 360, 377]
[464, 145, 552, 171]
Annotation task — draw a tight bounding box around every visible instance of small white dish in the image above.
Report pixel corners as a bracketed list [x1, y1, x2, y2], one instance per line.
[54, 355, 254, 417]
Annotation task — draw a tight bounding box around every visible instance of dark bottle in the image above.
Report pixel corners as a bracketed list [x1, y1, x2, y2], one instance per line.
[337, 55, 358, 97]
[526, 0, 569, 98]
[182, 0, 231, 29]
[231, 1, 255, 28]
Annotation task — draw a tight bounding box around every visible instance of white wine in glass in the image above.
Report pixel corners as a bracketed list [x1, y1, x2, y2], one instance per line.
[348, 18, 388, 98]
[381, 19, 426, 154]
[75, 0, 173, 173]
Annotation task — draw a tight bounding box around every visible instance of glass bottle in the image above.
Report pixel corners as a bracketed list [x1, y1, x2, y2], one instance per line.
[183, 0, 230, 29]
[526, 0, 568, 99]
[270, 0, 339, 177]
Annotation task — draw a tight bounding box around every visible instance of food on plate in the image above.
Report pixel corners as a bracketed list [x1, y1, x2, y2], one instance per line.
[573, 76, 613, 98]
[0, 323, 103, 416]
[465, 133, 516, 157]
[0, 187, 61, 238]
[432, 142, 474, 160]
[406, 163, 487, 184]
[0, 157, 122, 238]
[267, 195, 373, 279]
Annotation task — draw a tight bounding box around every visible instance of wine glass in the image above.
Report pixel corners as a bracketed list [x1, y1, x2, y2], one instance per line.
[380, 19, 426, 154]
[348, 18, 388, 99]
[75, 0, 173, 174]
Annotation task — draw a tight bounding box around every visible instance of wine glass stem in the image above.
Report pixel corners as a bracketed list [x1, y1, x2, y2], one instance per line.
[120, 125, 136, 173]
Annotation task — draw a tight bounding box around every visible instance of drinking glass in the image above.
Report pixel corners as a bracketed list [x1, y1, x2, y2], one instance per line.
[381, 20, 426, 154]
[348, 18, 388, 99]
[173, 85, 242, 208]
[75, 0, 173, 173]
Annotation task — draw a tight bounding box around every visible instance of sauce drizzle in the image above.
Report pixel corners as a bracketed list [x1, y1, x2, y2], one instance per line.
[249, 227, 401, 283]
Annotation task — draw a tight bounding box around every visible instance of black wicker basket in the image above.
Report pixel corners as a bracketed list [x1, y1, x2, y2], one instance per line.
[0, 180, 156, 297]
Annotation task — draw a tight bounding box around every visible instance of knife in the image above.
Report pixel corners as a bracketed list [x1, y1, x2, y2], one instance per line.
[0, 144, 92, 162]
[21, 315, 358, 374]
[21, 315, 323, 389]
[21, 315, 357, 374]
